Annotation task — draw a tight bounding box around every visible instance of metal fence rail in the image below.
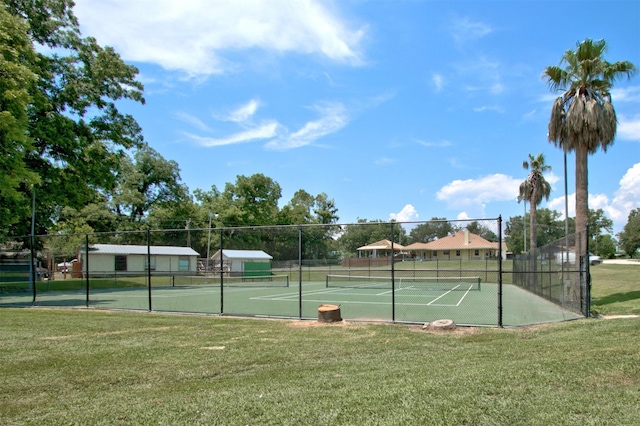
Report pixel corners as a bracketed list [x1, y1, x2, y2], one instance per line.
[1, 217, 587, 326]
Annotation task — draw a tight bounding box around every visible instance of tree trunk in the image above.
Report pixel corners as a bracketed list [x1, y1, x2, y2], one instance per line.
[529, 192, 537, 290]
[575, 144, 589, 262]
[317, 304, 342, 322]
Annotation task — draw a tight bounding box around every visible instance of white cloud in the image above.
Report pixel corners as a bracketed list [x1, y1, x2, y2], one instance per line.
[375, 157, 396, 166]
[265, 102, 349, 150]
[225, 99, 261, 123]
[390, 204, 418, 222]
[473, 105, 504, 113]
[610, 162, 640, 227]
[186, 121, 280, 147]
[417, 139, 452, 148]
[449, 17, 493, 45]
[611, 86, 640, 103]
[432, 73, 444, 92]
[174, 112, 211, 132]
[436, 174, 522, 212]
[617, 114, 640, 142]
[545, 164, 640, 233]
[74, 0, 365, 77]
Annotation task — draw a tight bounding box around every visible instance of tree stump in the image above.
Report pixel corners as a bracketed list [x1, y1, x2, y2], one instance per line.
[318, 304, 342, 323]
[427, 319, 456, 331]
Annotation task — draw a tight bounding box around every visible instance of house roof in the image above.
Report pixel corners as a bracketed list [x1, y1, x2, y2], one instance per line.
[405, 231, 496, 251]
[357, 239, 406, 251]
[210, 249, 272, 260]
[88, 244, 200, 257]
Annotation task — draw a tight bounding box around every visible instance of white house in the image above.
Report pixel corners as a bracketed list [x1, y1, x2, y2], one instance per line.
[210, 249, 272, 276]
[79, 244, 200, 276]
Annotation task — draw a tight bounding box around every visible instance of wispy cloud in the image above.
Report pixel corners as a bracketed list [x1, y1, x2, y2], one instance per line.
[432, 73, 444, 92]
[375, 157, 396, 166]
[174, 112, 211, 132]
[266, 103, 349, 150]
[223, 99, 261, 123]
[473, 105, 504, 113]
[449, 16, 493, 46]
[618, 114, 640, 141]
[416, 139, 452, 148]
[74, 0, 365, 77]
[186, 121, 280, 147]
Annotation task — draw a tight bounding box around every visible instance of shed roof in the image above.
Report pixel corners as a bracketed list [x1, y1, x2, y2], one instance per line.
[357, 239, 406, 251]
[210, 249, 272, 260]
[88, 244, 200, 257]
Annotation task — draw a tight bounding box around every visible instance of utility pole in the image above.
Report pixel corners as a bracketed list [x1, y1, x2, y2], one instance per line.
[185, 219, 191, 247]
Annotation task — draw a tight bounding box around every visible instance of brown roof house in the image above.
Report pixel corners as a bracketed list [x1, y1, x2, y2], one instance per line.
[405, 230, 504, 261]
[356, 239, 406, 258]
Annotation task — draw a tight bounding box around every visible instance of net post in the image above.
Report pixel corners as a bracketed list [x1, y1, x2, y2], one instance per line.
[498, 215, 503, 328]
[85, 233, 90, 307]
[147, 229, 152, 312]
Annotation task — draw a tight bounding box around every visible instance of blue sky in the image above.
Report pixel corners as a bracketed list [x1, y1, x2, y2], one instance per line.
[73, 0, 640, 234]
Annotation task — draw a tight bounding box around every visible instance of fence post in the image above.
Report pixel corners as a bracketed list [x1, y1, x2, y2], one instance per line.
[147, 229, 152, 312]
[498, 216, 503, 328]
[219, 228, 224, 314]
[298, 226, 302, 319]
[390, 222, 395, 322]
[85, 234, 90, 308]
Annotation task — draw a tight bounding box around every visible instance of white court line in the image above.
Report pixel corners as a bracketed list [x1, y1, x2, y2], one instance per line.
[427, 285, 460, 305]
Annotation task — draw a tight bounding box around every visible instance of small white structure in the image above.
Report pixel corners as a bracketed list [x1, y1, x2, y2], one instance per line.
[210, 249, 272, 275]
[80, 244, 200, 275]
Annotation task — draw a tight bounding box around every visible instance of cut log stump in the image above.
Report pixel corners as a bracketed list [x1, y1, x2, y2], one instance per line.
[318, 304, 342, 323]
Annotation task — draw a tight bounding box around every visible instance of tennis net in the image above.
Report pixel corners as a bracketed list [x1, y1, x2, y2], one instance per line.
[325, 275, 481, 291]
[173, 274, 289, 288]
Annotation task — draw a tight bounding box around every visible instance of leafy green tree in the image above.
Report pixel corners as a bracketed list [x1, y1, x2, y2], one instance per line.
[4, 0, 145, 237]
[222, 174, 282, 227]
[466, 221, 498, 242]
[595, 234, 616, 259]
[110, 144, 187, 223]
[587, 208, 613, 255]
[408, 218, 453, 243]
[338, 219, 405, 256]
[545, 38, 636, 261]
[0, 6, 40, 233]
[618, 208, 640, 258]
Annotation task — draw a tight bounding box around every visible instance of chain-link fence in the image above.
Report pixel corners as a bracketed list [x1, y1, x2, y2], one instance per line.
[1, 217, 587, 326]
[508, 231, 590, 320]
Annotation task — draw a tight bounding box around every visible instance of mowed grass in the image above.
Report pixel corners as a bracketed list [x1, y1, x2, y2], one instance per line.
[1, 308, 639, 425]
[590, 263, 640, 315]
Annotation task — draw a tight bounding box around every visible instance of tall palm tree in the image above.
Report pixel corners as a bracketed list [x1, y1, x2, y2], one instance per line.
[518, 153, 552, 256]
[544, 38, 636, 263]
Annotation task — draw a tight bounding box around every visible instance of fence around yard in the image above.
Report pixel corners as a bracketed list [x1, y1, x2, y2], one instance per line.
[0, 218, 588, 327]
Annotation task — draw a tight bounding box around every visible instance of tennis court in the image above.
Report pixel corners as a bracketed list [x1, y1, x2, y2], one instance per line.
[0, 274, 581, 326]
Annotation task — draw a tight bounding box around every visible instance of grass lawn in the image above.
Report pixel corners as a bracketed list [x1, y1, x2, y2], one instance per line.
[590, 262, 640, 315]
[1, 262, 638, 424]
[1, 308, 639, 425]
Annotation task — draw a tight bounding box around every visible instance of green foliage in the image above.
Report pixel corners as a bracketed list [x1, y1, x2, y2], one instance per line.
[2, 0, 145, 236]
[0, 6, 40, 231]
[618, 208, 640, 258]
[408, 217, 453, 243]
[338, 219, 406, 256]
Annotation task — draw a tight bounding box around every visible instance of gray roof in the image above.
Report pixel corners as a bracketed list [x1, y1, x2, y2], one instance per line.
[211, 249, 272, 260]
[89, 244, 200, 257]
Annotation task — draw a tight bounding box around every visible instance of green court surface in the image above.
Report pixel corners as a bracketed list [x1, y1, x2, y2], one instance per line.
[0, 280, 581, 327]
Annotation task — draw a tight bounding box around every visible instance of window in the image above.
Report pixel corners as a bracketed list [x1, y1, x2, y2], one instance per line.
[433, 251, 437, 257]
[115, 255, 127, 271]
[443, 250, 450, 256]
[456, 250, 461, 256]
[475, 250, 479, 256]
[178, 256, 190, 272]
